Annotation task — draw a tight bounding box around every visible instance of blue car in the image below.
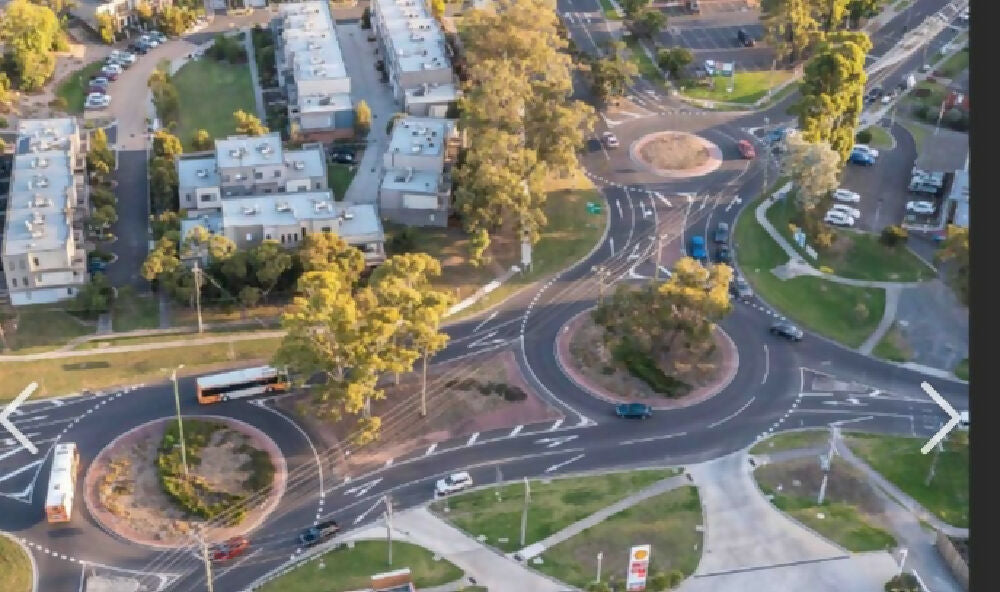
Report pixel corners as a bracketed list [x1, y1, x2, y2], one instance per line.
[848, 149, 875, 166]
[688, 235, 707, 263]
[616, 403, 653, 419]
[764, 127, 789, 144]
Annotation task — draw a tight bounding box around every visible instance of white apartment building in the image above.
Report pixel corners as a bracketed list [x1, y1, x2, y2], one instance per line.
[378, 116, 460, 227]
[275, 1, 355, 142]
[2, 119, 90, 306]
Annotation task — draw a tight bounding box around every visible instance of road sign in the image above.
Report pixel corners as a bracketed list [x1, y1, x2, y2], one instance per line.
[586, 201, 603, 214]
[626, 545, 651, 591]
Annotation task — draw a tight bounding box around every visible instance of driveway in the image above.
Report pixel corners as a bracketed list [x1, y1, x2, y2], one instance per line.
[894, 280, 968, 373]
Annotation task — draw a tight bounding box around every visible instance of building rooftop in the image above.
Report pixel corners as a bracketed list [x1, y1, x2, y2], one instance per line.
[298, 91, 353, 113]
[381, 168, 442, 193]
[388, 117, 456, 159]
[375, 0, 451, 74]
[279, 1, 350, 90]
[4, 151, 73, 254]
[913, 128, 969, 173]
[180, 211, 224, 242]
[215, 133, 284, 169]
[221, 193, 384, 240]
[405, 82, 460, 105]
[283, 147, 326, 179]
[16, 118, 79, 155]
[177, 156, 220, 189]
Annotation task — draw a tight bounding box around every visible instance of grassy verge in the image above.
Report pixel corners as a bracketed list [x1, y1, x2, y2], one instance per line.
[935, 48, 968, 79]
[766, 197, 934, 282]
[681, 70, 794, 105]
[900, 118, 931, 153]
[750, 430, 829, 455]
[0, 534, 32, 592]
[327, 163, 357, 201]
[845, 431, 968, 527]
[536, 486, 702, 589]
[430, 469, 680, 553]
[74, 326, 276, 350]
[954, 358, 968, 381]
[596, 0, 622, 19]
[170, 302, 285, 327]
[755, 458, 897, 552]
[624, 37, 662, 83]
[257, 540, 462, 592]
[901, 80, 948, 113]
[0, 338, 281, 401]
[55, 60, 106, 114]
[2, 305, 93, 353]
[861, 126, 894, 150]
[172, 57, 257, 151]
[111, 289, 161, 332]
[872, 322, 912, 362]
[733, 185, 885, 347]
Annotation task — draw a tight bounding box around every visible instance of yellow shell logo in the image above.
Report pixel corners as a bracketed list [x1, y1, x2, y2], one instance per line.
[633, 549, 649, 560]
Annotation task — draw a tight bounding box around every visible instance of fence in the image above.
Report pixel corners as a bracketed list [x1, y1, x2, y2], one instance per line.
[935, 531, 969, 590]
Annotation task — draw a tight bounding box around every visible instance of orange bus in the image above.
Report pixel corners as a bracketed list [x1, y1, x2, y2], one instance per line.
[45, 442, 80, 523]
[195, 366, 291, 404]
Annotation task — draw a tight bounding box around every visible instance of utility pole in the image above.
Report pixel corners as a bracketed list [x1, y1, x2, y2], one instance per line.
[192, 259, 204, 334]
[596, 551, 603, 583]
[171, 365, 189, 476]
[198, 532, 215, 592]
[384, 495, 394, 566]
[519, 477, 531, 547]
[654, 233, 669, 281]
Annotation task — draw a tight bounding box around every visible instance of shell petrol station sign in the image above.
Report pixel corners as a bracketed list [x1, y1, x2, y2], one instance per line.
[626, 544, 652, 591]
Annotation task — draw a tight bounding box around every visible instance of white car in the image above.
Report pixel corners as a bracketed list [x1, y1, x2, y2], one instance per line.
[824, 210, 854, 227]
[959, 410, 969, 427]
[141, 35, 159, 47]
[852, 144, 879, 159]
[829, 204, 861, 219]
[110, 50, 136, 65]
[906, 201, 936, 215]
[85, 93, 111, 109]
[880, 93, 893, 104]
[435, 472, 473, 496]
[602, 131, 620, 149]
[832, 188, 861, 203]
[704, 59, 716, 75]
[101, 63, 122, 75]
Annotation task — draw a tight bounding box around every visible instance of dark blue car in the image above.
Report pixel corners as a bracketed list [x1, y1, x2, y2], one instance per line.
[298, 519, 339, 547]
[848, 150, 875, 166]
[764, 127, 789, 144]
[616, 403, 653, 419]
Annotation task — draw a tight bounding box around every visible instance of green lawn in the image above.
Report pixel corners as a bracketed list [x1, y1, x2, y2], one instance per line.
[789, 504, 897, 552]
[845, 431, 969, 528]
[536, 486, 702, 589]
[766, 197, 934, 282]
[624, 37, 662, 82]
[0, 535, 31, 592]
[954, 358, 968, 381]
[861, 126, 894, 150]
[900, 119, 931, 152]
[872, 322, 912, 362]
[172, 58, 257, 151]
[0, 337, 281, 401]
[327, 163, 357, 201]
[596, 0, 621, 19]
[733, 186, 886, 348]
[74, 326, 275, 350]
[430, 469, 680, 553]
[4, 305, 93, 353]
[256, 540, 463, 592]
[55, 60, 106, 114]
[902, 80, 948, 113]
[935, 48, 968, 79]
[111, 289, 160, 332]
[682, 70, 794, 105]
[750, 430, 829, 455]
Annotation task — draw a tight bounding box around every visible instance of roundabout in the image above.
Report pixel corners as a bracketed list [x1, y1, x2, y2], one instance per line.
[630, 131, 724, 179]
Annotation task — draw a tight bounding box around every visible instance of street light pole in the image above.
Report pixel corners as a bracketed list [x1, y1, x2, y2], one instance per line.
[171, 365, 189, 476]
[596, 551, 603, 583]
[519, 477, 531, 547]
[898, 547, 908, 576]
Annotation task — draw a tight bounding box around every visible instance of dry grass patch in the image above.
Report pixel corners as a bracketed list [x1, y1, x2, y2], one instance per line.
[637, 133, 711, 170]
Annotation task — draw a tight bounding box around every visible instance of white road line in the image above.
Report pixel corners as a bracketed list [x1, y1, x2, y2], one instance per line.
[548, 419, 564, 431]
[800, 393, 834, 397]
[544, 453, 585, 474]
[424, 443, 437, 456]
[508, 425, 524, 438]
[353, 499, 384, 525]
[616, 199, 623, 218]
[384, 458, 394, 467]
[472, 311, 499, 333]
[214, 549, 260, 579]
[655, 193, 672, 208]
[621, 431, 687, 445]
[762, 345, 769, 384]
[0, 459, 43, 484]
[609, 236, 615, 256]
[707, 397, 756, 429]
[466, 432, 480, 446]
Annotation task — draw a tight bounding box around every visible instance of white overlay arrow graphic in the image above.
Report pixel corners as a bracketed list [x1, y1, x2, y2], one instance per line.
[1, 383, 38, 454]
[920, 381, 959, 454]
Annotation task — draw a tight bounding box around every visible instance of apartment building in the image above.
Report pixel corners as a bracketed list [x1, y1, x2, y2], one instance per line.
[403, 82, 460, 117]
[2, 119, 90, 306]
[379, 116, 460, 227]
[370, 0, 459, 105]
[274, 1, 355, 142]
[72, 0, 173, 35]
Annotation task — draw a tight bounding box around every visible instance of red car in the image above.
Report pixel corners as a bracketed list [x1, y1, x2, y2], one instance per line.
[737, 140, 756, 159]
[210, 536, 249, 562]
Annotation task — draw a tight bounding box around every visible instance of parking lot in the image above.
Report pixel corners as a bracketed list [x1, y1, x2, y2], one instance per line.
[656, 18, 776, 71]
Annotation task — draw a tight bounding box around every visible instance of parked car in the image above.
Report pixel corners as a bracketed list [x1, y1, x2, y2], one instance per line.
[824, 210, 855, 227]
[848, 149, 875, 166]
[715, 244, 732, 264]
[713, 222, 729, 244]
[210, 536, 249, 562]
[688, 235, 707, 263]
[764, 127, 789, 144]
[87, 81, 109, 94]
[737, 139, 755, 159]
[829, 204, 861, 220]
[113, 50, 137, 65]
[87, 258, 108, 274]
[298, 520, 340, 547]
[832, 188, 861, 203]
[150, 30, 167, 43]
[129, 41, 149, 54]
[737, 28, 754, 47]
[852, 144, 879, 159]
[864, 87, 883, 103]
[616, 403, 652, 419]
[602, 131, 620, 149]
[102, 63, 122, 75]
[770, 321, 804, 342]
[328, 151, 355, 164]
[703, 59, 717, 76]
[906, 200, 936, 215]
[731, 275, 753, 301]
[436, 472, 473, 496]
[140, 35, 159, 47]
[85, 93, 111, 110]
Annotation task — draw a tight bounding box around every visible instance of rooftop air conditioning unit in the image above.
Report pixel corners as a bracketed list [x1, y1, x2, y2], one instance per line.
[241, 205, 259, 215]
[314, 201, 331, 212]
[259, 143, 274, 154]
[411, 144, 422, 153]
[34, 176, 49, 188]
[230, 149, 241, 157]
[196, 169, 209, 178]
[276, 201, 292, 212]
[32, 194, 50, 207]
[33, 157, 48, 168]
[342, 210, 354, 220]
[294, 161, 305, 170]
[32, 211, 44, 225]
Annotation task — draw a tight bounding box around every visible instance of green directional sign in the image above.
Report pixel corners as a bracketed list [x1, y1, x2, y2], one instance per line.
[586, 201, 603, 214]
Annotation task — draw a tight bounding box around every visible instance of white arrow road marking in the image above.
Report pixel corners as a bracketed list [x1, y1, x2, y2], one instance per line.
[725, 196, 742, 212]
[534, 435, 579, 449]
[0, 383, 38, 454]
[658, 266, 672, 278]
[548, 419, 564, 431]
[655, 193, 672, 208]
[920, 382, 960, 454]
[344, 478, 383, 498]
[640, 201, 651, 218]
[424, 443, 437, 456]
[616, 199, 623, 218]
[508, 425, 524, 438]
[627, 243, 641, 260]
[472, 311, 499, 333]
[545, 454, 585, 473]
[0, 458, 44, 484]
[466, 331, 508, 349]
[466, 432, 480, 446]
[353, 498, 386, 525]
[609, 237, 615, 256]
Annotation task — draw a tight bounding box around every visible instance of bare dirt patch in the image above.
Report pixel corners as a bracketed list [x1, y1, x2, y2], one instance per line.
[637, 132, 711, 170]
[276, 349, 562, 477]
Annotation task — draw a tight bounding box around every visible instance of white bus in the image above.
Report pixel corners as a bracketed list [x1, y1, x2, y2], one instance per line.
[45, 442, 80, 523]
[196, 366, 290, 405]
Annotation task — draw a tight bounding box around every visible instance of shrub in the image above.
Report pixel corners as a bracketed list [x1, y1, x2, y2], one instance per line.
[613, 339, 689, 397]
[855, 129, 873, 144]
[880, 225, 909, 247]
[0, 116, 7, 128]
[387, 227, 419, 254]
[853, 302, 869, 322]
[501, 386, 527, 402]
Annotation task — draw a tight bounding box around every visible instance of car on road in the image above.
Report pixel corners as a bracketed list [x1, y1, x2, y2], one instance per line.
[864, 87, 883, 103]
[823, 210, 855, 227]
[920, 63, 932, 73]
[298, 519, 340, 547]
[85, 93, 111, 109]
[328, 151, 355, 164]
[906, 200, 936, 215]
[731, 275, 753, 301]
[688, 235, 707, 263]
[602, 131, 620, 149]
[829, 204, 861, 220]
[129, 40, 149, 54]
[852, 144, 879, 159]
[210, 536, 249, 562]
[880, 91, 896, 105]
[715, 244, 732, 264]
[737, 140, 755, 159]
[616, 403, 652, 419]
[703, 59, 717, 76]
[436, 472, 473, 496]
[832, 188, 861, 203]
[848, 149, 875, 166]
[764, 127, 790, 145]
[713, 222, 729, 244]
[737, 28, 755, 47]
[770, 321, 803, 342]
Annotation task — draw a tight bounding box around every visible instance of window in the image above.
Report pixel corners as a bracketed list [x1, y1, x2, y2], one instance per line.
[23, 277, 29, 286]
[186, 193, 193, 203]
[33, 257, 40, 267]
[273, 170, 281, 178]
[321, 226, 331, 233]
[301, 227, 307, 237]
[263, 188, 271, 194]
[255, 171, 264, 180]
[67, 288, 74, 295]
[246, 233, 253, 241]
[280, 234, 286, 244]
[314, 182, 320, 189]
[200, 194, 213, 202]
[224, 175, 230, 182]
[73, 271, 79, 278]
[10, 278, 16, 287]
[265, 233, 271, 240]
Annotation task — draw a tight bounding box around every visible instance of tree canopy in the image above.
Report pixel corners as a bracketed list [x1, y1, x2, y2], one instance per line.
[781, 134, 841, 211]
[0, 0, 62, 91]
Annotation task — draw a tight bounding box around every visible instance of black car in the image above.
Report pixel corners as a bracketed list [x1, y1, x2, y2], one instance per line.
[328, 151, 355, 164]
[864, 87, 883, 103]
[298, 519, 340, 547]
[730, 275, 753, 301]
[129, 42, 149, 54]
[737, 29, 754, 47]
[715, 245, 732, 264]
[770, 321, 804, 342]
[713, 222, 729, 244]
